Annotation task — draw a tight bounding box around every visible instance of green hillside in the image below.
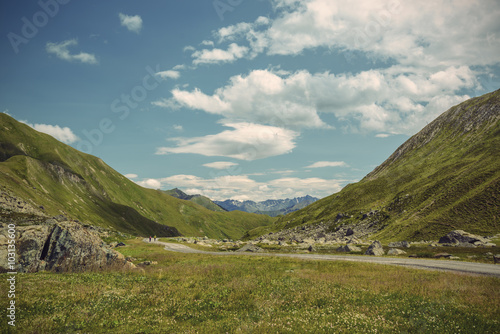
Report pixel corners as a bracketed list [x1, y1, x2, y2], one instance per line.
[249, 90, 500, 241]
[0, 114, 273, 239]
[163, 188, 227, 212]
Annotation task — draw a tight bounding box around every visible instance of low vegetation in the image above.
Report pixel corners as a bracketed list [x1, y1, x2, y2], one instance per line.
[4, 239, 499, 333]
[255, 90, 500, 242]
[0, 113, 274, 240]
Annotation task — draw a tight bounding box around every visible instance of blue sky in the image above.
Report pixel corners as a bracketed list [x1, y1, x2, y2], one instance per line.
[1, 0, 499, 201]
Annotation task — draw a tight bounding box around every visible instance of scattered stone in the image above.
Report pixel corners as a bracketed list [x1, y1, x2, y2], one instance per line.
[307, 245, 316, 252]
[115, 242, 126, 247]
[365, 241, 385, 256]
[433, 253, 452, 259]
[236, 244, 264, 253]
[388, 241, 411, 248]
[336, 244, 362, 252]
[388, 248, 407, 256]
[125, 257, 137, 262]
[345, 228, 354, 236]
[137, 261, 158, 266]
[494, 254, 500, 264]
[449, 256, 460, 260]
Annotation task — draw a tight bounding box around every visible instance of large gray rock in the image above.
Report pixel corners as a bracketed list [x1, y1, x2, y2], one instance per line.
[438, 230, 488, 245]
[0, 221, 129, 273]
[365, 241, 385, 256]
[336, 244, 362, 252]
[388, 248, 407, 256]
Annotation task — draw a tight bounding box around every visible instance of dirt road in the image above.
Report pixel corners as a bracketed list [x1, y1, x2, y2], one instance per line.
[143, 239, 500, 277]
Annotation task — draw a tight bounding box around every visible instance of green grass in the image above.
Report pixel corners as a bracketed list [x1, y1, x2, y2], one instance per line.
[3, 239, 499, 333]
[249, 90, 500, 242]
[0, 113, 274, 239]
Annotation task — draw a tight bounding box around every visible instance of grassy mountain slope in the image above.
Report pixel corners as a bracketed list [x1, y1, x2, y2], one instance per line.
[0, 114, 273, 239]
[164, 188, 227, 212]
[251, 90, 500, 241]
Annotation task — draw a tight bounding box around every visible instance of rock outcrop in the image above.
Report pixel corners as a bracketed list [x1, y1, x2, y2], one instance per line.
[0, 220, 131, 273]
[438, 230, 495, 247]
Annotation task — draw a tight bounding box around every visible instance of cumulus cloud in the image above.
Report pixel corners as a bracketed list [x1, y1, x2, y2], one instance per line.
[161, 66, 476, 134]
[156, 122, 299, 160]
[203, 161, 239, 170]
[124, 174, 138, 179]
[22, 122, 80, 144]
[156, 70, 181, 80]
[166, 70, 329, 130]
[191, 43, 249, 65]
[140, 174, 345, 201]
[46, 39, 97, 64]
[213, 0, 500, 68]
[306, 161, 348, 168]
[119, 13, 143, 33]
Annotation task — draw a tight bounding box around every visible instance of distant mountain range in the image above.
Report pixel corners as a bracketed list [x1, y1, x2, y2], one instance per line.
[215, 196, 319, 217]
[164, 188, 227, 212]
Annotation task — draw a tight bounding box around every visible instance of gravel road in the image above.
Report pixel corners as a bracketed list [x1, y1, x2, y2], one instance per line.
[143, 239, 500, 277]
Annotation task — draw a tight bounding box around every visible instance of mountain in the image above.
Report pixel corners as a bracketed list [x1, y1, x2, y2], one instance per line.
[247, 90, 500, 241]
[215, 195, 319, 217]
[0, 114, 273, 239]
[164, 188, 227, 212]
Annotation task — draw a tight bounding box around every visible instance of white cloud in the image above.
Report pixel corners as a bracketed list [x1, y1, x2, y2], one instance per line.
[124, 174, 138, 179]
[375, 133, 391, 138]
[156, 122, 299, 161]
[46, 39, 97, 64]
[156, 70, 180, 80]
[214, 0, 500, 68]
[167, 70, 328, 130]
[191, 43, 249, 65]
[22, 121, 80, 144]
[162, 66, 476, 134]
[143, 173, 346, 201]
[203, 161, 239, 170]
[136, 178, 161, 189]
[306, 161, 348, 168]
[119, 13, 143, 33]
[173, 124, 183, 131]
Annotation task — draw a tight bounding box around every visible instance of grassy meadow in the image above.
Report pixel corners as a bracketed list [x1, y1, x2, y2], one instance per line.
[2, 238, 499, 333]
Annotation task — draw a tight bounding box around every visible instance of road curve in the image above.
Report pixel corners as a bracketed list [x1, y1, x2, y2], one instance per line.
[143, 239, 500, 277]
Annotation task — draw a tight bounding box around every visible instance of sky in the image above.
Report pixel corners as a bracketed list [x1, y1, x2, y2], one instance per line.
[1, 0, 499, 201]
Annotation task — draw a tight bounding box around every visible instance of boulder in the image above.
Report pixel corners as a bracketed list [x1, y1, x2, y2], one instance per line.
[365, 241, 385, 256]
[236, 244, 264, 253]
[388, 241, 411, 248]
[438, 230, 488, 245]
[387, 248, 407, 256]
[336, 244, 362, 253]
[345, 228, 354, 236]
[0, 221, 129, 273]
[307, 245, 316, 252]
[494, 254, 500, 264]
